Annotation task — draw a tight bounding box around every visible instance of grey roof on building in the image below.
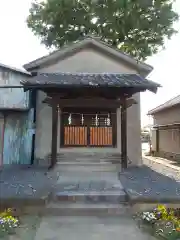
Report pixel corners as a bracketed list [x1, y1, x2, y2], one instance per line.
[21, 72, 160, 93]
[0, 62, 30, 76]
[23, 36, 153, 76]
[148, 95, 180, 115]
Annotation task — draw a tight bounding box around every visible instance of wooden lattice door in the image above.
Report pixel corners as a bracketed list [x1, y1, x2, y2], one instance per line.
[61, 109, 115, 147]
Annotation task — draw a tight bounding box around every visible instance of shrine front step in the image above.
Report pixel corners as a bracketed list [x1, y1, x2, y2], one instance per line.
[56, 162, 121, 172]
[48, 152, 122, 164]
[54, 190, 127, 204]
[41, 202, 130, 216]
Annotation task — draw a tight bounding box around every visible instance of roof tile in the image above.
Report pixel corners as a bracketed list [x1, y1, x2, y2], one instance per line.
[21, 72, 160, 93]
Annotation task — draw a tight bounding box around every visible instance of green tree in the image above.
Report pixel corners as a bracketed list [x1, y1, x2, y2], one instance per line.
[27, 0, 179, 60]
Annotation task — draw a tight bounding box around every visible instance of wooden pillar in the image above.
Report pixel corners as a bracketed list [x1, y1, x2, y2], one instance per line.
[49, 103, 58, 169]
[121, 96, 128, 169]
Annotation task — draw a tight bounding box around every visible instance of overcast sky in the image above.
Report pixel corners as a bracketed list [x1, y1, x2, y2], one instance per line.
[0, 0, 180, 126]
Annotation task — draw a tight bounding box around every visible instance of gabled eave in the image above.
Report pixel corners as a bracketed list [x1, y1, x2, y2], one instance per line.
[23, 37, 153, 77]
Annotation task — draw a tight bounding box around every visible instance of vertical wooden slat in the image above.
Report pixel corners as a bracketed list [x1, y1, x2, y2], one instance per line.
[100, 128, 102, 146]
[103, 127, 105, 145]
[77, 127, 79, 145]
[85, 127, 87, 145]
[67, 127, 69, 145]
[72, 126, 74, 145]
[80, 127, 83, 145]
[110, 127, 112, 145]
[107, 127, 109, 145]
[64, 126, 88, 146]
[94, 128, 96, 145]
[95, 128, 97, 145]
[66, 126, 68, 145]
[98, 128, 100, 146]
[81, 127, 83, 145]
[99, 127, 102, 145]
[91, 127, 93, 145]
[102, 127, 105, 145]
[74, 127, 76, 144]
[105, 127, 107, 145]
[83, 127, 85, 145]
[103, 127, 106, 145]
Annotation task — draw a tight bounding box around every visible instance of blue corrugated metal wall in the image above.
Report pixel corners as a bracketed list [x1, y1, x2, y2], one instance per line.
[0, 68, 30, 110]
[3, 109, 34, 165]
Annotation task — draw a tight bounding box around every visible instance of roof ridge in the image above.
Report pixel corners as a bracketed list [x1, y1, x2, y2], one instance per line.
[23, 36, 153, 75]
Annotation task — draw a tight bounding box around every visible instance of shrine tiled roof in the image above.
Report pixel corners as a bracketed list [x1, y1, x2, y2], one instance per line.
[21, 72, 160, 93]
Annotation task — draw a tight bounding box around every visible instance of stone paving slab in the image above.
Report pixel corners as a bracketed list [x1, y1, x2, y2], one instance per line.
[54, 170, 126, 203]
[55, 180, 123, 192]
[119, 166, 180, 203]
[34, 216, 156, 240]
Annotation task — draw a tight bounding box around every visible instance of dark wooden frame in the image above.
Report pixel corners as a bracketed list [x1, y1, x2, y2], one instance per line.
[41, 87, 134, 169]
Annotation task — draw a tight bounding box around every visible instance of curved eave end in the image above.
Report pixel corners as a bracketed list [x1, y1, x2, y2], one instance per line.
[148, 83, 161, 94]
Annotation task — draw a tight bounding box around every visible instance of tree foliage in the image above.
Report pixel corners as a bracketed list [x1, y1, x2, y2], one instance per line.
[27, 0, 179, 60]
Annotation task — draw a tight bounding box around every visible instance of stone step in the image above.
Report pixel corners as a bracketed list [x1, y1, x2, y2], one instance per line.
[48, 153, 122, 163]
[47, 152, 132, 165]
[55, 152, 121, 157]
[56, 164, 120, 172]
[57, 161, 117, 165]
[54, 190, 127, 203]
[42, 202, 131, 216]
[56, 158, 121, 163]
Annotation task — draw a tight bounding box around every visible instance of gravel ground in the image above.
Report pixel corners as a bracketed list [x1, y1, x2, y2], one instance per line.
[119, 163, 180, 202]
[0, 165, 59, 200]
